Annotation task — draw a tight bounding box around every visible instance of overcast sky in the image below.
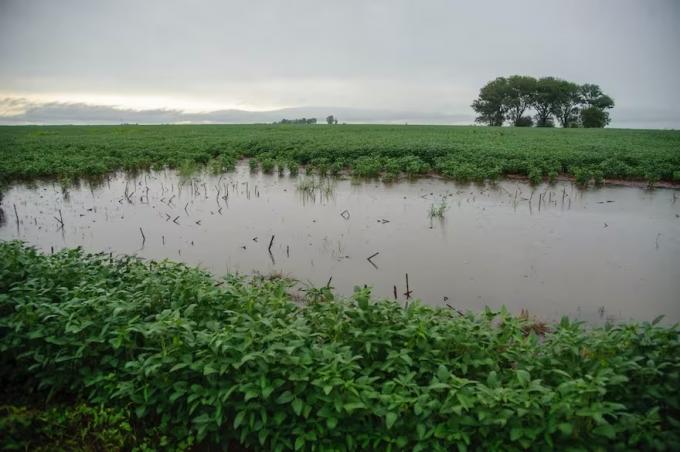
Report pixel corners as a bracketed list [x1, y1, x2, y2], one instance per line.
[1, 0, 679, 127]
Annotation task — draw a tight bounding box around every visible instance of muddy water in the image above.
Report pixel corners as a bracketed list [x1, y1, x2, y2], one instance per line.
[1, 163, 679, 324]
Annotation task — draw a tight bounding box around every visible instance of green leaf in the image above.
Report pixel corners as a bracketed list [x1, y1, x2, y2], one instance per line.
[386, 412, 398, 429]
[327, 417, 338, 429]
[436, 364, 449, 381]
[343, 402, 365, 413]
[276, 391, 294, 404]
[292, 398, 303, 416]
[593, 423, 616, 439]
[416, 423, 426, 439]
[558, 423, 573, 435]
[192, 413, 211, 425]
[169, 362, 188, 372]
[258, 428, 268, 446]
[516, 369, 530, 385]
[233, 411, 246, 429]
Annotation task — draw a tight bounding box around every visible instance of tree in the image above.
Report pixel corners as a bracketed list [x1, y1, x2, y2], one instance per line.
[471, 77, 510, 126]
[515, 116, 534, 127]
[580, 84, 615, 110]
[580, 106, 611, 128]
[326, 115, 335, 125]
[532, 77, 561, 127]
[471, 76, 615, 128]
[578, 84, 614, 128]
[552, 81, 582, 128]
[505, 75, 537, 126]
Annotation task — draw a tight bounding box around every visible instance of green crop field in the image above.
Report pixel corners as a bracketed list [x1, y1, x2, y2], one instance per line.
[2, 125, 680, 449]
[1, 242, 679, 450]
[0, 124, 679, 186]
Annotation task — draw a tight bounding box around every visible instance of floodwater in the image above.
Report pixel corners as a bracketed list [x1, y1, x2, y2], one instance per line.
[1, 163, 679, 324]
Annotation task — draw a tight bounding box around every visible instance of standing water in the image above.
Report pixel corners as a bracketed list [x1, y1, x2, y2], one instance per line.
[1, 163, 679, 324]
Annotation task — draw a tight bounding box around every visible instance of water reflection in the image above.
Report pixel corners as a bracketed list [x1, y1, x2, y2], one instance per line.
[1, 163, 679, 324]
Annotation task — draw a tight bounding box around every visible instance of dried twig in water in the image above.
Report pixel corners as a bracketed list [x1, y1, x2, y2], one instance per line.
[366, 252, 379, 268]
[13, 204, 19, 231]
[53, 209, 64, 229]
[404, 273, 413, 299]
[446, 304, 463, 316]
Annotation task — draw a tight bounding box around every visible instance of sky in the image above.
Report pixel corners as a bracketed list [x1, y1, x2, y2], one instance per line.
[1, 0, 679, 127]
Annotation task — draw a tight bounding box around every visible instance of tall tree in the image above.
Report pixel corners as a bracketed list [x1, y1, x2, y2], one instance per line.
[532, 77, 561, 127]
[552, 81, 582, 128]
[326, 115, 335, 125]
[471, 77, 510, 126]
[505, 75, 537, 126]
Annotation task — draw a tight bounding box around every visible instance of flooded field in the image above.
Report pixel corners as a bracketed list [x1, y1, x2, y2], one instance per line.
[1, 163, 679, 323]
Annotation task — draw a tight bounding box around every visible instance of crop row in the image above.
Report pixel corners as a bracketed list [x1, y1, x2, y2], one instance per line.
[0, 124, 679, 187]
[1, 241, 678, 450]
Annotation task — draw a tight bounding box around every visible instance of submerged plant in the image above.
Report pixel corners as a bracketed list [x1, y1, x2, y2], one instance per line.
[260, 158, 275, 174]
[428, 197, 448, 218]
[296, 176, 335, 200]
[287, 162, 299, 176]
[177, 160, 199, 180]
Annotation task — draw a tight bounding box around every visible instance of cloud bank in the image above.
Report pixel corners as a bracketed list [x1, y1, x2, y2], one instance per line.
[0, 98, 473, 125]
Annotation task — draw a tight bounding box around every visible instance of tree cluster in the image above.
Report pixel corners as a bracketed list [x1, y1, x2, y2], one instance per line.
[471, 76, 615, 128]
[326, 115, 339, 125]
[275, 118, 317, 124]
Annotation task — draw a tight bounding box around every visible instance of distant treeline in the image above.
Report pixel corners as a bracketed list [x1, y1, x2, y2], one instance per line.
[274, 118, 317, 124]
[472, 76, 615, 128]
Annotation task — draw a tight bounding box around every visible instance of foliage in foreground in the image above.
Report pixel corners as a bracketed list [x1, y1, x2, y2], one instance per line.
[1, 241, 679, 451]
[0, 403, 137, 451]
[0, 124, 679, 186]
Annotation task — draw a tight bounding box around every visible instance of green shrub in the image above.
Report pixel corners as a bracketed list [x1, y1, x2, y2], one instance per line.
[528, 166, 543, 185]
[573, 167, 592, 187]
[1, 242, 679, 450]
[352, 156, 382, 177]
[260, 158, 275, 174]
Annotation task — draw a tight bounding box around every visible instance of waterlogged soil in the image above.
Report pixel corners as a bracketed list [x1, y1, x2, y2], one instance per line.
[1, 163, 679, 324]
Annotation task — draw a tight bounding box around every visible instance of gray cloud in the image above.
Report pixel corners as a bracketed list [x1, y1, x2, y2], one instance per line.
[0, 98, 473, 125]
[1, 0, 679, 127]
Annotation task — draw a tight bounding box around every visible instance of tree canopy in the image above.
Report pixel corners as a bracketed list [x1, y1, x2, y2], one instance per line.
[472, 76, 614, 128]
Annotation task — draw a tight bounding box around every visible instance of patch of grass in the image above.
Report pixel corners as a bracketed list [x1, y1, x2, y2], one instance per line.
[1, 241, 679, 450]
